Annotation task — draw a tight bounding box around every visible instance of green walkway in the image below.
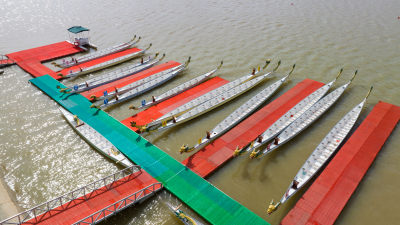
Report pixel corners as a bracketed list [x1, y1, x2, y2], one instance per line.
[31, 75, 269, 225]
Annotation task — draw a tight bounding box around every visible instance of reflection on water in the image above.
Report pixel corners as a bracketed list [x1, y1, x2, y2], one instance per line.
[0, 0, 399, 224]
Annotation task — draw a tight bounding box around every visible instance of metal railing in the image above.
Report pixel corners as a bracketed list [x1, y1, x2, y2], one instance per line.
[73, 182, 163, 225]
[0, 165, 142, 225]
[0, 55, 15, 65]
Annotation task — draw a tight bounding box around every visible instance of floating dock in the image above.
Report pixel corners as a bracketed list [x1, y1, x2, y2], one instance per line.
[21, 78, 324, 225]
[182, 79, 324, 177]
[121, 76, 229, 131]
[27, 169, 159, 225]
[81, 61, 181, 100]
[56, 47, 142, 77]
[6, 41, 83, 79]
[281, 101, 400, 225]
[7, 41, 82, 63]
[2, 76, 228, 224]
[3, 39, 399, 225]
[5, 41, 142, 80]
[30, 75, 269, 225]
[0, 58, 15, 67]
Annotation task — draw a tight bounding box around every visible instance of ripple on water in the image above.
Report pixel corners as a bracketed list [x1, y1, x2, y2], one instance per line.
[0, 0, 399, 224]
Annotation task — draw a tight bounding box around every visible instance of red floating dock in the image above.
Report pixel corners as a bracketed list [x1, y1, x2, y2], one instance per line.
[0, 59, 10, 64]
[6, 41, 83, 79]
[22, 78, 326, 224]
[7, 41, 82, 62]
[5, 41, 142, 80]
[0, 59, 15, 67]
[57, 47, 142, 76]
[121, 76, 229, 131]
[21, 76, 229, 224]
[81, 61, 181, 100]
[182, 79, 324, 178]
[281, 101, 400, 225]
[27, 171, 159, 225]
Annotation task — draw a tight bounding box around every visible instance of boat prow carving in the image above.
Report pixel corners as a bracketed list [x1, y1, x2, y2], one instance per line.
[272, 60, 281, 72]
[180, 144, 194, 154]
[263, 59, 272, 70]
[267, 199, 280, 215]
[232, 146, 243, 157]
[217, 60, 223, 69]
[249, 149, 260, 159]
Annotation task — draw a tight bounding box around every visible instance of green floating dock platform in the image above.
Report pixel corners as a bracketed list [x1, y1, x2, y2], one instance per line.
[31, 75, 269, 225]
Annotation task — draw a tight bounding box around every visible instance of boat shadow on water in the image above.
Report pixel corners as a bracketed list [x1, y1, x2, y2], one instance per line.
[255, 85, 360, 182]
[236, 157, 253, 180]
[60, 92, 79, 100]
[92, 108, 101, 116]
[256, 149, 282, 182]
[141, 125, 180, 148]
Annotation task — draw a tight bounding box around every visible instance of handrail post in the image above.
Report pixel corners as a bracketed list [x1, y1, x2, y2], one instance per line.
[59, 197, 63, 210]
[46, 201, 50, 213]
[33, 209, 37, 223]
[0, 166, 145, 225]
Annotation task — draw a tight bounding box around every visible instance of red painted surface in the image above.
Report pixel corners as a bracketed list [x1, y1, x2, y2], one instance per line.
[27, 76, 227, 224]
[281, 101, 400, 225]
[5, 41, 142, 80]
[14, 60, 60, 78]
[30, 79, 326, 224]
[57, 47, 141, 76]
[182, 79, 324, 178]
[6, 41, 83, 79]
[17, 59, 57, 77]
[7, 41, 82, 62]
[27, 171, 159, 225]
[81, 61, 181, 100]
[121, 77, 229, 131]
[0, 59, 15, 66]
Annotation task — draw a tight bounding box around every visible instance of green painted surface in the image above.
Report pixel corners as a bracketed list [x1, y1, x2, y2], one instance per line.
[30, 75, 269, 225]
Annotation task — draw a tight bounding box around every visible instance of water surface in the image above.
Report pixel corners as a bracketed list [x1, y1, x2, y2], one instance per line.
[0, 0, 399, 224]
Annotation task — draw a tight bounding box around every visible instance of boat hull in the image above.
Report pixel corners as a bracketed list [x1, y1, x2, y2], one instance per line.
[139, 68, 218, 109]
[59, 107, 133, 167]
[280, 99, 366, 204]
[64, 49, 145, 80]
[100, 66, 185, 108]
[261, 82, 350, 156]
[158, 72, 272, 132]
[194, 74, 287, 152]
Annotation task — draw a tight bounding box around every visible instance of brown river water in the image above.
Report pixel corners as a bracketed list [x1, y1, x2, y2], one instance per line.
[0, 0, 399, 224]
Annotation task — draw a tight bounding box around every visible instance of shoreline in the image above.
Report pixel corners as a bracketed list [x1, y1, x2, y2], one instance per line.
[0, 177, 20, 221]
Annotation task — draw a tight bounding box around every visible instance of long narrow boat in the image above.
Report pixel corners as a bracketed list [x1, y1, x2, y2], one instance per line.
[242, 68, 344, 158]
[57, 43, 152, 78]
[62, 51, 160, 80]
[59, 53, 163, 94]
[91, 59, 188, 102]
[155, 68, 274, 133]
[0, 55, 15, 68]
[98, 65, 185, 106]
[257, 71, 358, 159]
[135, 61, 224, 109]
[139, 60, 278, 131]
[168, 204, 203, 225]
[55, 35, 141, 68]
[59, 107, 133, 167]
[93, 57, 191, 109]
[267, 87, 373, 215]
[182, 64, 295, 154]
